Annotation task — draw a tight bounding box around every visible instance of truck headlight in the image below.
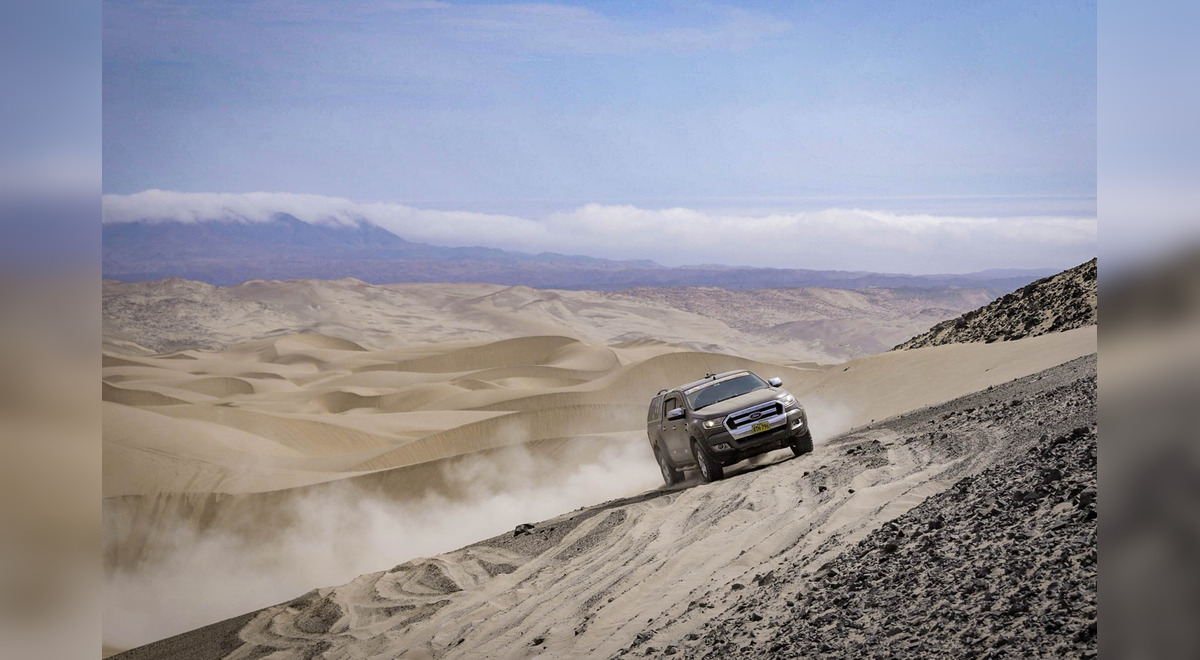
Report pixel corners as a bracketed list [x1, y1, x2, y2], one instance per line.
[703, 419, 722, 429]
[780, 393, 797, 407]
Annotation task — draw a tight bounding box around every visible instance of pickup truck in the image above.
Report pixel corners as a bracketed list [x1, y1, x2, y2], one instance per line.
[647, 369, 813, 485]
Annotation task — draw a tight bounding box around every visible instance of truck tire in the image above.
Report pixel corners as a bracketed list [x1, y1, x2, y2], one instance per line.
[691, 439, 724, 482]
[655, 445, 682, 486]
[790, 430, 814, 457]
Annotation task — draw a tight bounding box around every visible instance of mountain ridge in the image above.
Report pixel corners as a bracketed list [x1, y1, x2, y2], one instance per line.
[103, 216, 1057, 291]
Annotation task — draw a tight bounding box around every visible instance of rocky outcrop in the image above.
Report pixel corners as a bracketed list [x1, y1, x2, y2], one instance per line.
[893, 258, 1096, 350]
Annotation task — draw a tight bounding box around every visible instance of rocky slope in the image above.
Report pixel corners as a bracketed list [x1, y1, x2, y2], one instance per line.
[684, 419, 1096, 659]
[893, 258, 1096, 350]
[112, 354, 1096, 660]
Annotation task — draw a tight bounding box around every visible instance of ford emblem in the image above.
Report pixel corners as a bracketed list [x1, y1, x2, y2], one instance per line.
[749, 412, 762, 420]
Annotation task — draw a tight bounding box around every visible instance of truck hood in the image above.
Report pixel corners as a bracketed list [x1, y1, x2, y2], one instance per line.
[693, 388, 787, 418]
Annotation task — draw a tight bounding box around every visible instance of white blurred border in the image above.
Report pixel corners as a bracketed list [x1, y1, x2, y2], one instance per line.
[1100, 0, 1200, 658]
[0, 0, 100, 657]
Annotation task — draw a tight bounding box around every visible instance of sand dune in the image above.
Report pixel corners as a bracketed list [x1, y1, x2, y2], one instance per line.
[151, 405, 400, 457]
[105, 277, 998, 363]
[103, 404, 365, 498]
[790, 326, 1097, 431]
[103, 382, 191, 407]
[168, 376, 256, 397]
[273, 334, 367, 352]
[104, 354, 155, 368]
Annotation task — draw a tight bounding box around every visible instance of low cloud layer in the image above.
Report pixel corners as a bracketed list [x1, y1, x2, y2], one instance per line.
[102, 190, 1096, 274]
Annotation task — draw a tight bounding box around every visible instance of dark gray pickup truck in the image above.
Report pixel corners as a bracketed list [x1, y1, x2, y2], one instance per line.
[646, 369, 813, 485]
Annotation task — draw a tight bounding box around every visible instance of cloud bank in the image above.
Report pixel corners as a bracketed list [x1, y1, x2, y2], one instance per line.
[102, 190, 1096, 274]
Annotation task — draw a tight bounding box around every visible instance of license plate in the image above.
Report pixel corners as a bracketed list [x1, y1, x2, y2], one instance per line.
[751, 421, 771, 434]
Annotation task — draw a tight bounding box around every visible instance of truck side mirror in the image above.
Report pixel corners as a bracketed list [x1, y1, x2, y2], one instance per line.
[768, 377, 783, 387]
[666, 408, 685, 421]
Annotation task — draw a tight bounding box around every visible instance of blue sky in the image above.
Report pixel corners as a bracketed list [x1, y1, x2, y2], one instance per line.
[103, 1, 1097, 272]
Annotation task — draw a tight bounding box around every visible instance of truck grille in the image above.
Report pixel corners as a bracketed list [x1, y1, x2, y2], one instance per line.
[725, 401, 785, 430]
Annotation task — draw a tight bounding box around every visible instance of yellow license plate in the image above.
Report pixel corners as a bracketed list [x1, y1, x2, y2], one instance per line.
[751, 421, 771, 434]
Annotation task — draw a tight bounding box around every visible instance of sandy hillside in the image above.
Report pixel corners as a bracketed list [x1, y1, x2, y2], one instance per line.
[103, 309, 1094, 654]
[103, 277, 998, 364]
[110, 352, 1096, 660]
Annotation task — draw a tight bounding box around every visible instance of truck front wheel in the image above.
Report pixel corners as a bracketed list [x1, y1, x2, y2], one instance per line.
[790, 430, 814, 457]
[691, 439, 724, 483]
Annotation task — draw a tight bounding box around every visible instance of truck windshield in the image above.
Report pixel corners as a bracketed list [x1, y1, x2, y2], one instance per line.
[686, 373, 769, 411]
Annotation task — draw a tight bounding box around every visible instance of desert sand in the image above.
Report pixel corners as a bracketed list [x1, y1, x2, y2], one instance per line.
[102, 277, 1095, 656]
[103, 277, 998, 363]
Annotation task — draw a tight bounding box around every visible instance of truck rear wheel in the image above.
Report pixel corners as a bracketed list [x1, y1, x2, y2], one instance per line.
[655, 445, 682, 486]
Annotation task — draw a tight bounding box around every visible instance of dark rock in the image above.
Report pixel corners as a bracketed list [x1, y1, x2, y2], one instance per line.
[1041, 467, 1063, 483]
[753, 571, 776, 587]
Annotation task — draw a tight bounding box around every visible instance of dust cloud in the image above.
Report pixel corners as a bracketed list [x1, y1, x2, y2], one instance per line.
[103, 435, 662, 651]
[805, 397, 856, 444]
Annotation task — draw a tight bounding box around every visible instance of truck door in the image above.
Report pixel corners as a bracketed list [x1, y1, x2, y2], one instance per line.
[659, 394, 692, 465]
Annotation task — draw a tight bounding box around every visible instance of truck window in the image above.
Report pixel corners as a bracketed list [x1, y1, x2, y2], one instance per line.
[647, 396, 663, 423]
[663, 396, 679, 417]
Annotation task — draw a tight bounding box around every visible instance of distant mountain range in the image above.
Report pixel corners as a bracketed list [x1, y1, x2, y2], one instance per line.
[103, 214, 1057, 291]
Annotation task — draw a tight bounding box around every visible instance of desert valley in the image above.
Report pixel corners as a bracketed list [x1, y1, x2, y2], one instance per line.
[103, 260, 1097, 658]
